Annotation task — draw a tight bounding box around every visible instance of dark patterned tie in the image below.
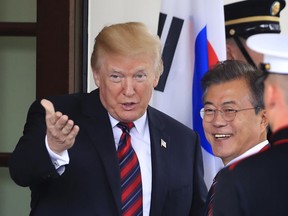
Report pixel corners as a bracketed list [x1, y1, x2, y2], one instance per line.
[207, 176, 217, 216]
[117, 122, 143, 216]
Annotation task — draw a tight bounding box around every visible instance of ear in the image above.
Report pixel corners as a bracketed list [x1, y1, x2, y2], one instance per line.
[260, 109, 269, 132]
[153, 75, 160, 88]
[264, 84, 276, 109]
[226, 37, 246, 60]
[226, 43, 236, 60]
[93, 69, 100, 87]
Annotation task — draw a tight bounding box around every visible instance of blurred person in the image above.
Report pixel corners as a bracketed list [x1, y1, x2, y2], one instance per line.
[9, 22, 207, 216]
[225, 0, 285, 68]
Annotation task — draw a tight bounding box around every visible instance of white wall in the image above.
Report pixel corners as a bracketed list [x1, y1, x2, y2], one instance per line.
[87, 0, 288, 92]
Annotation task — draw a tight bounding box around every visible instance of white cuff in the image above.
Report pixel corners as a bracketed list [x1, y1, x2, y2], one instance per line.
[45, 136, 70, 175]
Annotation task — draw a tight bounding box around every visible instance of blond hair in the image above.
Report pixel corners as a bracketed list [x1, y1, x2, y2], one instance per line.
[90, 22, 163, 77]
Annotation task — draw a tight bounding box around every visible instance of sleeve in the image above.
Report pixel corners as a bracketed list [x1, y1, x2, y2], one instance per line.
[9, 99, 60, 187]
[45, 135, 69, 175]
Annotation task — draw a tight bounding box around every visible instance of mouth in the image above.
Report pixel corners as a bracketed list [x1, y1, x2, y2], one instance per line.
[214, 134, 232, 139]
[122, 102, 136, 110]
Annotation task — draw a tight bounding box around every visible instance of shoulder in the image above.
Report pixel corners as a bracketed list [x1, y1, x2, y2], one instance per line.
[28, 91, 91, 118]
[46, 91, 90, 106]
[227, 145, 281, 173]
[46, 92, 87, 110]
[218, 149, 278, 186]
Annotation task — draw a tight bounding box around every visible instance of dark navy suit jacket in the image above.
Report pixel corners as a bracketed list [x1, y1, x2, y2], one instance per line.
[9, 89, 207, 216]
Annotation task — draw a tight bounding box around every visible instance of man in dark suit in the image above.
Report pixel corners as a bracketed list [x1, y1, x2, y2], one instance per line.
[9, 22, 207, 216]
[200, 60, 269, 216]
[213, 34, 288, 215]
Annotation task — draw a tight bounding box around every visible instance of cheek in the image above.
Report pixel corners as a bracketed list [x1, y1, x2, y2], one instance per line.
[139, 87, 153, 104]
[203, 123, 213, 140]
[104, 84, 121, 99]
[264, 90, 270, 107]
[139, 81, 155, 96]
[232, 120, 256, 146]
[99, 83, 121, 104]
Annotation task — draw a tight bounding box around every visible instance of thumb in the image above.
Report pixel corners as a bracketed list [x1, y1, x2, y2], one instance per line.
[41, 99, 55, 115]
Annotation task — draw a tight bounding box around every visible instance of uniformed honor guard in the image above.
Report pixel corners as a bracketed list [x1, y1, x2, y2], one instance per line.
[224, 0, 286, 68]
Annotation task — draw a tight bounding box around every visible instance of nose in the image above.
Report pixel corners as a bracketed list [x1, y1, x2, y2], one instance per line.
[123, 78, 135, 96]
[212, 110, 227, 126]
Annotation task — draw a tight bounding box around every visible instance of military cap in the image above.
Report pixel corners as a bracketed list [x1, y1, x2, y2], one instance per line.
[247, 33, 288, 74]
[225, 0, 286, 39]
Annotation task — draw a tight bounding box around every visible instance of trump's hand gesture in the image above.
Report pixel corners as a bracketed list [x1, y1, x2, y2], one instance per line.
[41, 99, 80, 154]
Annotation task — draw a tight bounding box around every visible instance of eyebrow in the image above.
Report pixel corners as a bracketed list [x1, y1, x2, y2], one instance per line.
[203, 101, 213, 106]
[204, 101, 237, 106]
[110, 68, 122, 73]
[222, 101, 237, 106]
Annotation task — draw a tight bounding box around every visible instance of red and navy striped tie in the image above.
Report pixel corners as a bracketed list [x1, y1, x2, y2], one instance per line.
[117, 122, 143, 216]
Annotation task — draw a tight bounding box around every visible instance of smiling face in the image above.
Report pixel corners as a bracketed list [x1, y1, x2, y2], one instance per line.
[203, 78, 267, 165]
[93, 53, 159, 122]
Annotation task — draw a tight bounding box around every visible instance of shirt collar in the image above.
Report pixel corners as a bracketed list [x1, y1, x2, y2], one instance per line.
[226, 140, 269, 166]
[109, 112, 148, 136]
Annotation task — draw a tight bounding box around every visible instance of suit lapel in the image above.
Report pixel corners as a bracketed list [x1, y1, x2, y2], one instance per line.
[80, 90, 122, 214]
[147, 107, 170, 216]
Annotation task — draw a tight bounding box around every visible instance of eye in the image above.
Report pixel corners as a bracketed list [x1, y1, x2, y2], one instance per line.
[109, 73, 123, 83]
[223, 108, 236, 114]
[204, 108, 215, 115]
[134, 72, 147, 82]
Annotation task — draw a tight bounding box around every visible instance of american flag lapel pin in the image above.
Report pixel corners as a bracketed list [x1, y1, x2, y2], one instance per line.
[161, 139, 167, 148]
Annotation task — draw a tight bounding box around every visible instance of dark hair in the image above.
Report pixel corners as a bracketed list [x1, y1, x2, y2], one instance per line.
[201, 60, 264, 113]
